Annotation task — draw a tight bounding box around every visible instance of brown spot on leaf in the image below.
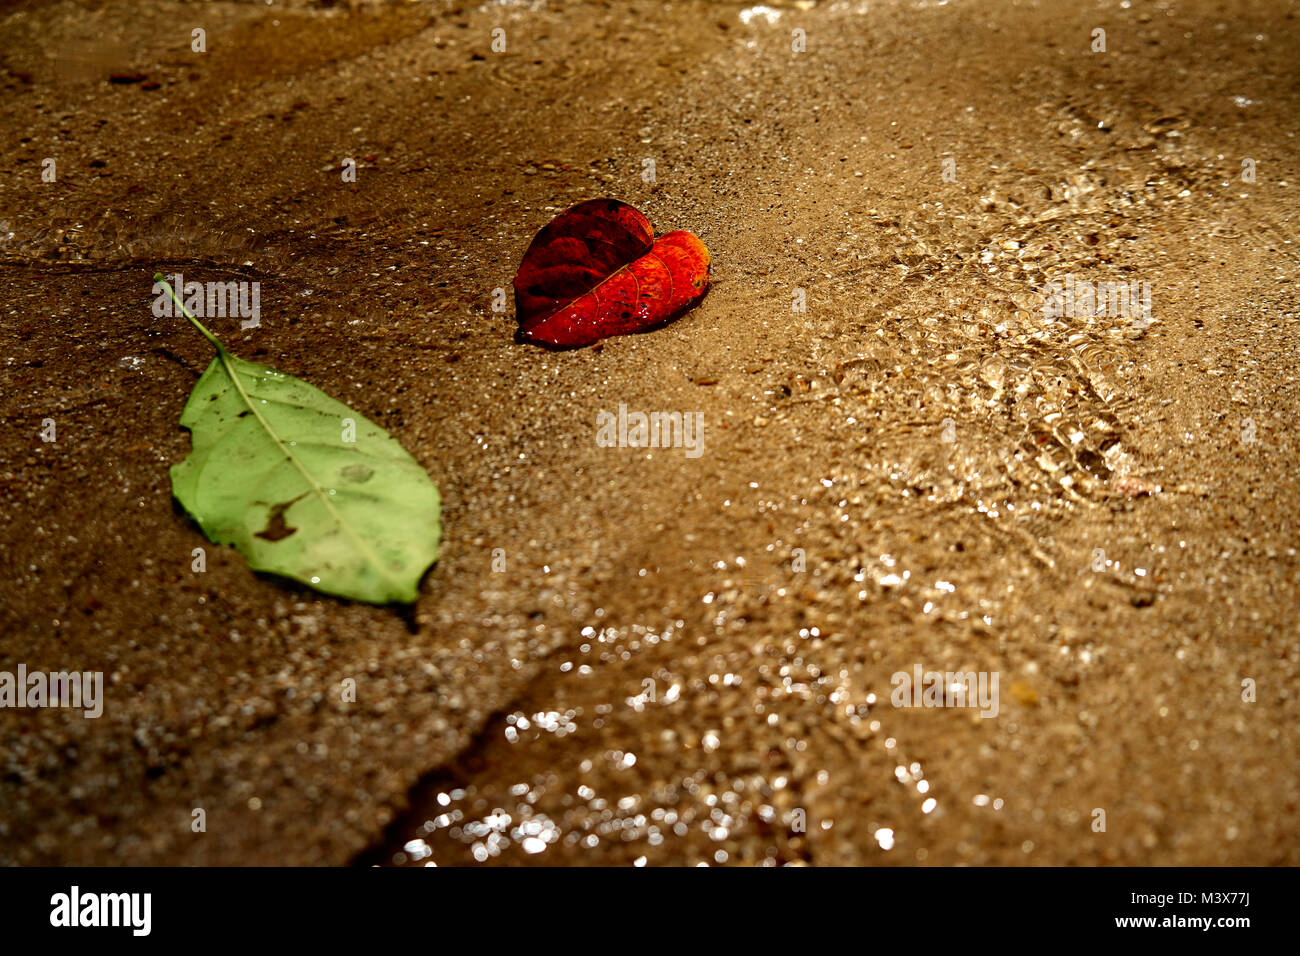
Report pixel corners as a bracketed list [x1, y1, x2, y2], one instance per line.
[255, 494, 306, 542]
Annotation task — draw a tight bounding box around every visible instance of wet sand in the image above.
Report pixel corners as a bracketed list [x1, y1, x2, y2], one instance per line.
[1, 0, 1298, 865]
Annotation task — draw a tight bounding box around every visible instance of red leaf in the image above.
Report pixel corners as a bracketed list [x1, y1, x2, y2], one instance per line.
[513, 199, 710, 348]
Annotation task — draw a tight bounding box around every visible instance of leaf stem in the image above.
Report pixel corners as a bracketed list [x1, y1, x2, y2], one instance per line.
[154, 272, 226, 354]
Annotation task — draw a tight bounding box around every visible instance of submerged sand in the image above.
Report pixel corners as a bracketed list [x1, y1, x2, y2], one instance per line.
[1, 0, 1297, 865]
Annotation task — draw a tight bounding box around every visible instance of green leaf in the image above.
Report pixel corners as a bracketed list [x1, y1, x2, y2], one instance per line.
[159, 274, 440, 604]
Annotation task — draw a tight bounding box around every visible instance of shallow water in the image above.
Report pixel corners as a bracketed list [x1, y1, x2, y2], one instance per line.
[1, 0, 1297, 865]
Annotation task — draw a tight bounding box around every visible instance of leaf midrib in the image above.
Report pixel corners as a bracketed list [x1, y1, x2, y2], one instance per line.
[536, 243, 679, 328]
[215, 349, 406, 598]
